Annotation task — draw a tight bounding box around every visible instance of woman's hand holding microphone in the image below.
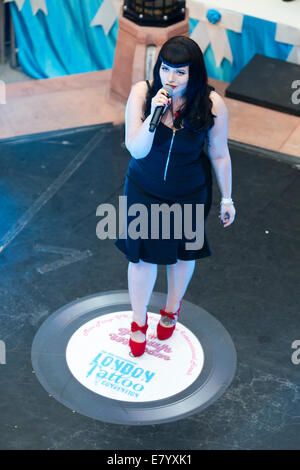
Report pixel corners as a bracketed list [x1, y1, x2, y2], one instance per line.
[151, 88, 172, 117]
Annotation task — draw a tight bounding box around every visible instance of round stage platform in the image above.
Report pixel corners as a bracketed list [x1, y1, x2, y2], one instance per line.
[31, 290, 237, 425]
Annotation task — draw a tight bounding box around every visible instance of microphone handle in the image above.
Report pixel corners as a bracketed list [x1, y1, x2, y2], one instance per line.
[149, 105, 166, 133]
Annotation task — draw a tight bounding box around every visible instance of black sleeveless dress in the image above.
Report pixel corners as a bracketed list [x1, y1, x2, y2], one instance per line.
[114, 80, 214, 264]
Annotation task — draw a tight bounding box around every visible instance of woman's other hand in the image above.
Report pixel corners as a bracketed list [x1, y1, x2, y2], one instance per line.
[219, 203, 236, 227]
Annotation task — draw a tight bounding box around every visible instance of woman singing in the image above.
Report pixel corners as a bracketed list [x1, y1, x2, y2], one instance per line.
[115, 36, 236, 357]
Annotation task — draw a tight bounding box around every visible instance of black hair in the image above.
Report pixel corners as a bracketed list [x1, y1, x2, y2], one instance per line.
[141, 36, 216, 133]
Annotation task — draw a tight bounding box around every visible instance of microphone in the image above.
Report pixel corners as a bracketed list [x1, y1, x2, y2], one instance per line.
[149, 85, 174, 133]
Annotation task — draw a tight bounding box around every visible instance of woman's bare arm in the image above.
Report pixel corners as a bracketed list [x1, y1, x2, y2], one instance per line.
[125, 82, 157, 159]
[206, 92, 232, 199]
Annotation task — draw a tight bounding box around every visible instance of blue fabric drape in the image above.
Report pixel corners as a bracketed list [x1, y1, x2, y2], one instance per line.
[10, 1, 294, 82]
[10, 0, 118, 78]
[190, 15, 293, 82]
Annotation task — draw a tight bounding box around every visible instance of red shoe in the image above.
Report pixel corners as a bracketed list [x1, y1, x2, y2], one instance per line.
[129, 313, 148, 357]
[157, 300, 182, 340]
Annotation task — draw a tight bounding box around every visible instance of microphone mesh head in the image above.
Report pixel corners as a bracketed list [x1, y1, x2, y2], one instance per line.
[163, 84, 173, 97]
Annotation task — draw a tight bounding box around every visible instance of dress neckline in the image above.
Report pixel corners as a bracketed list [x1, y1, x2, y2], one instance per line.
[160, 121, 185, 132]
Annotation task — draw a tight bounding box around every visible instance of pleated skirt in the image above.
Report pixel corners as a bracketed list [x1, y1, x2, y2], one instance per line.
[114, 175, 212, 264]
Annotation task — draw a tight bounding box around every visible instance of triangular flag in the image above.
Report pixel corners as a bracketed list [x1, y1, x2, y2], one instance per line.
[4, 0, 48, 15]
[4, 0, 26, 10]
[30, 0, 48, 15]
[90, 0, 117, 35]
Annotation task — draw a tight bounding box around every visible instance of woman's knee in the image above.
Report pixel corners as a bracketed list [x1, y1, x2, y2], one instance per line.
[175, 259, 196, 266]
[129, 259, 157, 269]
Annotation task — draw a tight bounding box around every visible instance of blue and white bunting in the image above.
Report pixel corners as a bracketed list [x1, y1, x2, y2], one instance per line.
[275, 23, 300, 65]
[90, 0, 118, 35]
[4, 0, 48, 15]
[187, 0, 243, 68]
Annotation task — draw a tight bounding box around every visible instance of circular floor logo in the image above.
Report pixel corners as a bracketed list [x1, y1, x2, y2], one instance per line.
[66, 312, 204, 402]
[31, 291, 237, 425]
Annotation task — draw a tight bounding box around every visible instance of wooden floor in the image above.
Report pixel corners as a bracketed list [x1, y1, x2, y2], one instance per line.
[1, 68, 300, 160]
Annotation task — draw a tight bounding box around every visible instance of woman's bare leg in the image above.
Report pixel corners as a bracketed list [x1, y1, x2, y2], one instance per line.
[128, 260, 158, 342]
[161, 259, 196, 327]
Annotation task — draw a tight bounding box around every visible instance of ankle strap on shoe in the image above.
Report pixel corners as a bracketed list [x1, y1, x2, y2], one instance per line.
[131, 313, 148, 334]
[131, 321, 148, 334]
[160, 300, 182, 320]
[160, 309, 176, 320]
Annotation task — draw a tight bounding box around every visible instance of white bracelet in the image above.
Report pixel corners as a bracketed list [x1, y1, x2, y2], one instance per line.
[221, 197, 234, 205]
